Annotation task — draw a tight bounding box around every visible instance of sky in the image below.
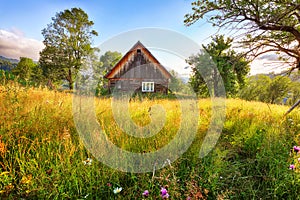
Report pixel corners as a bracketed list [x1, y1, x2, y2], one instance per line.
[0, 0, 284, 75]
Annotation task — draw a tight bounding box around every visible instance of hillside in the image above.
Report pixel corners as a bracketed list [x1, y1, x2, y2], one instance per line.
[0, 55, 18, 71]
[0, 86, 300, 199]
[0, 55, 19, 64]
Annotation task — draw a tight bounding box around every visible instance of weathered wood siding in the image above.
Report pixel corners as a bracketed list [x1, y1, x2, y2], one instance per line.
[108, 48, 169, 93]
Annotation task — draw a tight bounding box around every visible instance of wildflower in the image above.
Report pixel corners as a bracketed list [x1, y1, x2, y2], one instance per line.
[289, 164, 295, 170]
[161, 187, 169, 199]
[142, 190, 149, 197]
[107, 182, 112, 187]
[298, 158, 300, 163]
[83, 158, 92, 165]
[162, 193, 169, 199]
[161, 187, 167, 196]
[113, 187, 122, 194]
[293, 146, 300, 153]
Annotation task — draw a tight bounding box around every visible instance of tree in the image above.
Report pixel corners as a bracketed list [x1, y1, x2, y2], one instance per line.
[187, 35, 250, 97]
[184, 0, 300, 71]
[289, 81, 300, 105]
[239, 74, 272, 102]
[30, 64, 45, 85]
[12, 57, 37, 81]
[186, 52, 211, 97]
[100, 51, 122, 72]
[239, 74, 292, 104]
[169, 70, 188, 93]
[93, 51, 122, 81]
[11, 57, 45, 86]
[39, 7, 98, 90]
[268, 76, 291, 104]
[94, 51, 122, 95]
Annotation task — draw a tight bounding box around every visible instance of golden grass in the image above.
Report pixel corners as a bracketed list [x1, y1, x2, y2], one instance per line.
[1, 85, 300, 198]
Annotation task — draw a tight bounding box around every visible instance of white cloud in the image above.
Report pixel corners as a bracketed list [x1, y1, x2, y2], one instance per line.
[250, 57, 289, 75]
[0, 29, 44, 61]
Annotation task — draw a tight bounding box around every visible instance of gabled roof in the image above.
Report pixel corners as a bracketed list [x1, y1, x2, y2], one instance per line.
[104, 41, 172, 79]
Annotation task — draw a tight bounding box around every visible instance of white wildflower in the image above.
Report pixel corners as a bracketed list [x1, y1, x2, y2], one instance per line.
[113, 187, 122, 194]
[83, 158, 93, 165]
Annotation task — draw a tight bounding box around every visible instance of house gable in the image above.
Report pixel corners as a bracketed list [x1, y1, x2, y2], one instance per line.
[104, 41, 172, 94]
[104, 41, 172, 80]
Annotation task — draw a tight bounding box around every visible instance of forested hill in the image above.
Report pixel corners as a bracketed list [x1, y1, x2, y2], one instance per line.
[0, 55, 18, 71]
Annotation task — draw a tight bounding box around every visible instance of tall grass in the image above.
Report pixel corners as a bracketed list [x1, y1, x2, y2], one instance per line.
[1, 83, 300, 199]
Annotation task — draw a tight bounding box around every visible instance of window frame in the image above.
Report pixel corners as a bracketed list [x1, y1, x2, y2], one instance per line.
[142, 82, 155, 92]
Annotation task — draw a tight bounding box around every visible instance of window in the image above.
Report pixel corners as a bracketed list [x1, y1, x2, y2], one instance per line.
[142, 82, 154, 92]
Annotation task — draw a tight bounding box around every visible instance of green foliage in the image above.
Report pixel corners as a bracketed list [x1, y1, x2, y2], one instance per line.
[0, 70, 16, 85]
[39, 7, 98, 90]
[268, 76, 291, 104]
[239, 74, 272, 102]
[12, 57, 36, 80]
[10, 57, 45, 87]
[100, 51, 122, 72]
[239, 74, 293, 104]
[186, 50, 211, 97]
[169, 70, 187, 94]
[288, 81, 300, 105]
[184, 0, 300, 71]
[187, 35, 250, 97]
[94, 51, 122, 96]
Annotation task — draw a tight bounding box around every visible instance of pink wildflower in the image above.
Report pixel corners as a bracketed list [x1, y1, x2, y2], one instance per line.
[293, 146, 300, 153]
[161, 187, 169, 199]
[289, 164, 295, 170]
[142, 190, 149, 197]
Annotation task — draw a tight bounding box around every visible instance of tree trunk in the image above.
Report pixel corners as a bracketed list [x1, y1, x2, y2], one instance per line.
[47, 79, 56, 90]
[68, 68, 73, 90]
[213, 68, 219, 97]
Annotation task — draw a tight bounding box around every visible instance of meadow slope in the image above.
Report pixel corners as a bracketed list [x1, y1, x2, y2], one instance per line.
[1, 85, 300, 199]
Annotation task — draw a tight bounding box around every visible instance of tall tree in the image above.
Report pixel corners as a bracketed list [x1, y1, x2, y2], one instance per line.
[39, 7, 98, 89]
[100, 51, 122, 73]
[93, 51, 122, 96]
[12, 57, 37, 81]
[184, 0, 300, 71]
[93, 51, 122, 79]
[187, 35, 250, 97]
[187, 50, 213, 97]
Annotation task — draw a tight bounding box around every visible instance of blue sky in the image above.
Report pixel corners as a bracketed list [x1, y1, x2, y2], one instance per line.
[0, 0, 281, 75]
[0, 0, 214, 50]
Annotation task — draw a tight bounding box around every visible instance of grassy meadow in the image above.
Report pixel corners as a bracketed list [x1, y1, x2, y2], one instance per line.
[1, 83, 300, 199]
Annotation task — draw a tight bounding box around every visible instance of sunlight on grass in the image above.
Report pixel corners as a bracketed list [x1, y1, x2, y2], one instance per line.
[1, 84, 300, 199]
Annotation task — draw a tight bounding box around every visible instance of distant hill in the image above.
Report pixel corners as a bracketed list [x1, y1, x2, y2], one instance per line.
[0, 55, 18, 71]
[0, 55, 19, 64]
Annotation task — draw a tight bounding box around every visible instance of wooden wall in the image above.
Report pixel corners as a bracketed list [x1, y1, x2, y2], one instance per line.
[108, 48, 169, 94]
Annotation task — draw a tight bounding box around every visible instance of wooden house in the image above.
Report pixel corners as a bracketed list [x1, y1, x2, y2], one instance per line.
[104, 41, 172, 94]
